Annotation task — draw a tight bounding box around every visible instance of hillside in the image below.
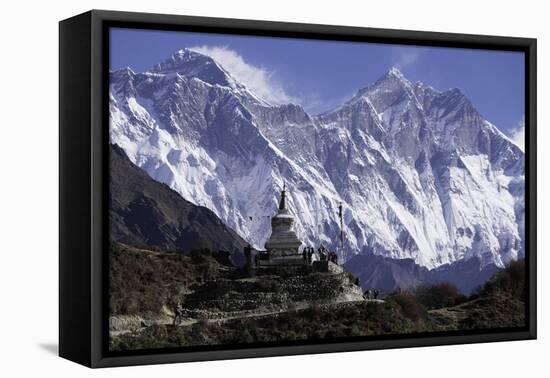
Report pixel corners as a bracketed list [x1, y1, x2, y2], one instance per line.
[109, 243, 526, 351]
[109, 242, 225, 317]
[110, 143, 247, 262]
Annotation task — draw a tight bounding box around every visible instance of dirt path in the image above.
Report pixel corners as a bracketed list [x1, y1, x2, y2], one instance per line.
[185, 299, 383, 325]
[110, 299, 385, 338]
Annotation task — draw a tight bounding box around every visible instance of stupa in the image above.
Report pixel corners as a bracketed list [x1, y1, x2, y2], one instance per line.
[260, 184, 304, 267]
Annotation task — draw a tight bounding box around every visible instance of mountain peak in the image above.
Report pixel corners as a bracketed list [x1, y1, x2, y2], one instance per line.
[150, 48, 236, 88]
[387, 66, 406, 79]
[378, 67, 412, 87]
[151, 48, 213, 73]
[346, 66, 414, 109]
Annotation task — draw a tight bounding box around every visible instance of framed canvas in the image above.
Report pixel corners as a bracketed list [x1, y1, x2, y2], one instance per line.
[59, 10, 537, 368]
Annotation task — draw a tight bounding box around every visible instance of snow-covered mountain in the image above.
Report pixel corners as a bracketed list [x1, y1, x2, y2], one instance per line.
[109, 48, 524, 269]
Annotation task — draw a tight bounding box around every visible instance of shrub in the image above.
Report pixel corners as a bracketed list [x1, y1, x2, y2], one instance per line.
[415, 282, 467, 309]
[387, 292, 428, 322]
[479, 260, 525, 299]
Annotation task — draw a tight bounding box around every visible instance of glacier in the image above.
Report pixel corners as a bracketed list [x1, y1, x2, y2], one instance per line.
[109, 48, 524, 270]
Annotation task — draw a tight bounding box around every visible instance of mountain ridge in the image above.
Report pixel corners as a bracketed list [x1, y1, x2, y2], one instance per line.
[109, 49, 524, 272]
[344, 252, 498, 295]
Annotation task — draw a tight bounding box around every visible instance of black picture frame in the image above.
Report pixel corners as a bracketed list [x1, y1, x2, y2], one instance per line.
[59, 9, 537, 368]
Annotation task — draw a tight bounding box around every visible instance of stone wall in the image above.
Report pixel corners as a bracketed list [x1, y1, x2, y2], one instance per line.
[182, 271, 364, 316]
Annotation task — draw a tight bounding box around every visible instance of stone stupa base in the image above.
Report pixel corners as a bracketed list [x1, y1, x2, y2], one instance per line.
[257, 253, 307, 267]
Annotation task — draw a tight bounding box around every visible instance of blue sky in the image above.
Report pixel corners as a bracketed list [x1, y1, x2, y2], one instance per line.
[110, 28, 525, 142]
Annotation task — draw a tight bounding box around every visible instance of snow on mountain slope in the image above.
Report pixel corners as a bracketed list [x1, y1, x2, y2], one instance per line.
[109, 49, 524, 269]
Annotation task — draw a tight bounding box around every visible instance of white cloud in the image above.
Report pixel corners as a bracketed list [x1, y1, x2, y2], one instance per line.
[391, 48, 421, 70]
[509, 117, 525, 151]
[190, 45, 298, 105]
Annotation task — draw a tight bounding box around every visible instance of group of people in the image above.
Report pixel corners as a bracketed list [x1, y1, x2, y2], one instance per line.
[301, 245, 338, 265]
[364, 289, 380, 300]
[301, 247, 315, 264]
[318, 245, 339, 264]
[245, 243, 340, 266]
